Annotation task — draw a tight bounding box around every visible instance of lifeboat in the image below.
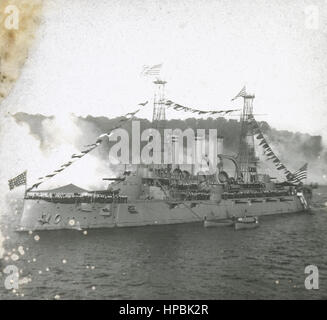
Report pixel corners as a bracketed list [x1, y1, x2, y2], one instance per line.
[204, 218, 234, 228]
[234, 216, 259, 230]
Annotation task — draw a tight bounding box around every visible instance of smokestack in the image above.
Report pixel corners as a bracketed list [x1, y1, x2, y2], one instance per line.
[217, 135, 224, 155]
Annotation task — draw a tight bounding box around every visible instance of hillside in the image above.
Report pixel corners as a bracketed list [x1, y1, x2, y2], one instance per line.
[12, 112, 326, 183]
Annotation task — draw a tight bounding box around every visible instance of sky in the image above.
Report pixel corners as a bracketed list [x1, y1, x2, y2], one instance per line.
[2, 0, 327, 138]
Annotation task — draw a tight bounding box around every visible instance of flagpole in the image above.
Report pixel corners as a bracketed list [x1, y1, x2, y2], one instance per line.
[24, 170, 28, 197]
[22, 171, 27, 217]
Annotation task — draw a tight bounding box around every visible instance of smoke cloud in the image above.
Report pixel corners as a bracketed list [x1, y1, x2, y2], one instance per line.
[0, 113, 112, 219]
[257, 125, 327, 184]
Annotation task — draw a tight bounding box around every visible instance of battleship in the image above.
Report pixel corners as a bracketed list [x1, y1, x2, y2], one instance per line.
[18, 82, 313, 231]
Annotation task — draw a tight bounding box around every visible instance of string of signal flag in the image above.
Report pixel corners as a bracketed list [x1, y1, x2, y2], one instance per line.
[8, 97, 306, 192]
[248, 115, 307, 184]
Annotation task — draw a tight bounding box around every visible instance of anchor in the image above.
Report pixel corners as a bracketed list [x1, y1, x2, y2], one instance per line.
[38, 213, 51, 225]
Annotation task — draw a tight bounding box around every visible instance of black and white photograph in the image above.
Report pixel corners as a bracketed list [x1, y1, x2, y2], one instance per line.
[0, 0, 326, 307]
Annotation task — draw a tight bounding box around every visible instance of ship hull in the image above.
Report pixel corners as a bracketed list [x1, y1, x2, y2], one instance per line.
[18, 195, 308, 231]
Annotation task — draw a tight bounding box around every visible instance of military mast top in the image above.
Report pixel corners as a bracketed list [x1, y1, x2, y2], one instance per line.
[148, 79, 168, 169]
[152, 79, 167, 122]
[237, 92, 259, 183]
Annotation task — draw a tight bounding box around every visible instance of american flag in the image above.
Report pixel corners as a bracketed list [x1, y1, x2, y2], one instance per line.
[141, 64, 162, 76]
[288, 163, 308, 184]
[231, 86, 247, 101]
[8, 171, 27, 190]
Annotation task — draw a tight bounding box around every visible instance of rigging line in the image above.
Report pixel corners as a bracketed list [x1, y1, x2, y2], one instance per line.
[181, 202, 203, 221]
[251, 117, 291, 177]
[221, 113, 268, 117]
[153, 175, 170, 199]
[154, 171, 203, 221]
[26, 107, 142, 191]
[165, 100, 240, 115]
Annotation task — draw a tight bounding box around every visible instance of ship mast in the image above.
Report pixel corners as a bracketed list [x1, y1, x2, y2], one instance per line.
[152, 79, 167, 122]
[150, 79, 167, 169]
[237, 93, 259, 183]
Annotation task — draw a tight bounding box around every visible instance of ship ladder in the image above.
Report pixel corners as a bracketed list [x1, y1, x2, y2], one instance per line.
[297, 192, 308, 211]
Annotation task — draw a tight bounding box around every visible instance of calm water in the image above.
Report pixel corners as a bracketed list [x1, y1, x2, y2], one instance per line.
[1, 187, 327, 300]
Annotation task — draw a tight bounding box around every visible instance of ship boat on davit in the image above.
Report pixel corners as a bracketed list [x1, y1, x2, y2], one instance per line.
[18, 82, 313, 231]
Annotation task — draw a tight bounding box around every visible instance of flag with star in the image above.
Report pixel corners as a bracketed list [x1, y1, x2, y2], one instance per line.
[8, 171, 27, 190]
